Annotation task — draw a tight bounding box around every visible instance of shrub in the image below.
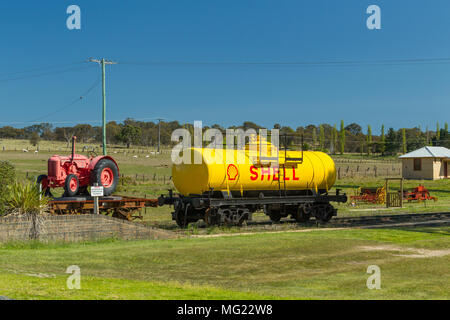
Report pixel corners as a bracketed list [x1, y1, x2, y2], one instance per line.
[0, 161, 15, 192]
[2, 181, 48, 215]
[0, 161, 15, 215]
[2, 181, 50, 239]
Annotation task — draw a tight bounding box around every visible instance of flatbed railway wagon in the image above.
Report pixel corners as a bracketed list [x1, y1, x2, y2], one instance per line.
[48, 196, 158, 221]
[159, 137, 347, 227]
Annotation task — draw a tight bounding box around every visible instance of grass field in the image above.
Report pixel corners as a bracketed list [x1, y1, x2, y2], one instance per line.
[0, 226, 448, 299]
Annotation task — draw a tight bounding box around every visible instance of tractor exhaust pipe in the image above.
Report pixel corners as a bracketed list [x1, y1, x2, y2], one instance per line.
[71, 136, 77, 161]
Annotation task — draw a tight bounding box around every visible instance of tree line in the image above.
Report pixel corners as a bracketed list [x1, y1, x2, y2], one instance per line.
[0, 119, 448, 155]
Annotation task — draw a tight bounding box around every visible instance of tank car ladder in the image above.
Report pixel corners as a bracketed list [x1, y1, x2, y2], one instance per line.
[277, 134, 304, 197]
[277, 164, 287, 197]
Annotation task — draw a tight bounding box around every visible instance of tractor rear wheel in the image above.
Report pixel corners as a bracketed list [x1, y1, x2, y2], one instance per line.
[91, 159, 119, 196]
[64, 174, 79, 197]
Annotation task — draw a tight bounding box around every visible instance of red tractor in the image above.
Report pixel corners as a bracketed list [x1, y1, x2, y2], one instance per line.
[37, 136, 119, 197]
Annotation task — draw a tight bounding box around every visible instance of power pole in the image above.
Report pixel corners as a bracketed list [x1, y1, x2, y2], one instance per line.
[157, 118, 163, 153]
[88, 58, 117, 155]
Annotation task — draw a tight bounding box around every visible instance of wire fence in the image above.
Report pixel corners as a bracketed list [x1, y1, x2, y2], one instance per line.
[336, 165, 401, 179]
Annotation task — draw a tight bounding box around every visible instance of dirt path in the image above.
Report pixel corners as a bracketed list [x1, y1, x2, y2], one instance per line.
[358, 245, 450, 259]
[189, 219, 450, 239]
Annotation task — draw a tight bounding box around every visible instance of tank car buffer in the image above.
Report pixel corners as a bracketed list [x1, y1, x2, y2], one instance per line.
[36, 136, 120, 198]
[158, 142, 348, 228]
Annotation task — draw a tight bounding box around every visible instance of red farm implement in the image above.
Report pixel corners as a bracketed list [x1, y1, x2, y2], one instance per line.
[403, 185, 438, 202]
[350, 187, 386, 204]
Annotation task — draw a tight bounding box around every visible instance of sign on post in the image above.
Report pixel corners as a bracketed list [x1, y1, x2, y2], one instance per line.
[91, 185, 104, 197]
[91, 184, 104, 214]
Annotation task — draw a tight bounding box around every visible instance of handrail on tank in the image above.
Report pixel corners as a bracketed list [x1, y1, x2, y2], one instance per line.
[282, 134, 303, 163]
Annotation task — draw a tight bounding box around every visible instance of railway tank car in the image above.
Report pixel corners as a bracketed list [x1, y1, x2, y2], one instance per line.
[159, 139, 347, 227]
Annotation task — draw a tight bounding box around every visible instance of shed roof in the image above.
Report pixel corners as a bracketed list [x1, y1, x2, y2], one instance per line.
[399, 146, 450, 159]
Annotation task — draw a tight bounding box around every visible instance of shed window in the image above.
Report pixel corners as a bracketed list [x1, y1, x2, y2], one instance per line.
[413, 158, 422, 171]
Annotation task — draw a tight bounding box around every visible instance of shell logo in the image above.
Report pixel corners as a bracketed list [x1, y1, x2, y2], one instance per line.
[226, 164, 239, 180]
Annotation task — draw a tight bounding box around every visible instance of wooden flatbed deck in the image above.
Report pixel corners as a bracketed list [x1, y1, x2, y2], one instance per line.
[49, 196, 158, 220]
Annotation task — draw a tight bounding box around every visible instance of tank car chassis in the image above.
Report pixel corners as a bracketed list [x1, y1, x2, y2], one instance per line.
[159, 189, 347, 227]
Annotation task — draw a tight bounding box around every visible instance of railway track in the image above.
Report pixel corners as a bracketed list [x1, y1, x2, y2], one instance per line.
[322, 211, 450, 227]
[166, 212, 450, 235]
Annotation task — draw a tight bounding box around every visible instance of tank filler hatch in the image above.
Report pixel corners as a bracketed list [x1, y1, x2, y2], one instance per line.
[248, 134, 304, 167]
[282, 134, 304, 165]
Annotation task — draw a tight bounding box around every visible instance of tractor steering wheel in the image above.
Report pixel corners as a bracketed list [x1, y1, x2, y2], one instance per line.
[88, 150, 98, 158]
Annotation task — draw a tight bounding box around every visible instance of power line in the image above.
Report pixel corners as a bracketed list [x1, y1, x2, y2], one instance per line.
[0, 64, 95, 83]
[30, 76, 102, 122]
[0, 61, 86, 78]
[0, 116, 177, 125]
[119, 57, 450, 67]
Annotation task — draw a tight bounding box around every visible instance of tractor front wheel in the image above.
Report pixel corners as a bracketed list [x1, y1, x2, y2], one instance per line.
[91, 159, 119, 196]
[64, 174, 79, 197]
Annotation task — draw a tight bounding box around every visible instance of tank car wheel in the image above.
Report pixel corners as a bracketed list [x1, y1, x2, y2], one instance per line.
[204, 208, 220, 226]
[91, 159, 119, 196]
[174, 203, 195, 228]
[174, 209, 187, 228]
[64, 174, 79, 197]
[314, 204, 334, 222]
[269, 212, 281, 222]
[293, 206, 311, 223]
[264, 205, 281, 222]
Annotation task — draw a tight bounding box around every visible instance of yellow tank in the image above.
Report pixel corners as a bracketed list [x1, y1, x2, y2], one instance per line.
[172, 146, 336, 196]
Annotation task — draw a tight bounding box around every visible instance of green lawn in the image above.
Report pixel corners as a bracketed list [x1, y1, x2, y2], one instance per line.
[0, 226, 449, 299]
[0, 273, 272, 300]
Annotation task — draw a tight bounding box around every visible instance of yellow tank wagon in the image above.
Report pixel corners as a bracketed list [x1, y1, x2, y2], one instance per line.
[172, 148, 336, 196]
[159, 140, 347, 227]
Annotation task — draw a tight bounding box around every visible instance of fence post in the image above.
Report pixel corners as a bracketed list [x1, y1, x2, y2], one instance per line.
[144, 194, 147, 214]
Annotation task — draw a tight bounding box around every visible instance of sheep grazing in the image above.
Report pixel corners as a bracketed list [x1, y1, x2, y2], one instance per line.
[133, 155, 138, 158]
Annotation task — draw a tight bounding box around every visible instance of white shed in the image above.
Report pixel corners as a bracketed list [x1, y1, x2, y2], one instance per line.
[399, 146, 450, 180]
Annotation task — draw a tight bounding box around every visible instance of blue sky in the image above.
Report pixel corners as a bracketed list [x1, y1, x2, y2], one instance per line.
[0, 1, 449, 133]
